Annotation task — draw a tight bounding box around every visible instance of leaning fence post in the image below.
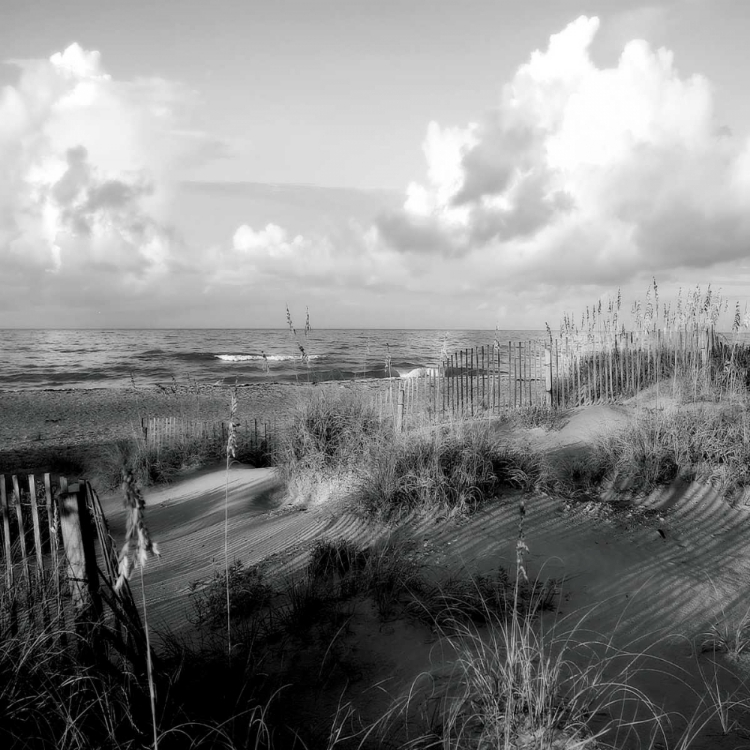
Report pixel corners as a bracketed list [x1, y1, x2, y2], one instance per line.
[58, 478, 103, 633]
[544, 348, 552, 407]
[0, 476, 13, 589]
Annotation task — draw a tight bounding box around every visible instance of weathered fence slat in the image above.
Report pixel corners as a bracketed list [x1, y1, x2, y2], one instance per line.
[28, 475, 44, 580]
[12, 475, 31, 591]
[0, 477, 13, 588]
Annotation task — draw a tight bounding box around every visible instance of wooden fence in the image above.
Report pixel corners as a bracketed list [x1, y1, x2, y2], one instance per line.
[379, 340, 553, 428]
[549, 328, 729, 408]
[0, 473, 147, 667]
[142, 416, 277, 462]
[383, 328, 737, 429]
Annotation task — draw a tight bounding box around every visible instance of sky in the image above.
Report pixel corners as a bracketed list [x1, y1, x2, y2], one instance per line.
[1, 0, 750, 330]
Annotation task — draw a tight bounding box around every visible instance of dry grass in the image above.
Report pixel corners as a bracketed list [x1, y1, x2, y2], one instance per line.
[357, 422, 541, 521]
[584, 401, 750, 500]
[275, 387, 389, 505]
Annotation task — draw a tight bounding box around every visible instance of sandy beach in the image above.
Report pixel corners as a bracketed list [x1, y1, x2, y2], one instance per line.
[0, 379, 394, 475]
[3, 375, 750, 746]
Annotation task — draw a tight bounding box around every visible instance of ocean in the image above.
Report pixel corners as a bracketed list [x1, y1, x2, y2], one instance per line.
[0, 329, 547, 391]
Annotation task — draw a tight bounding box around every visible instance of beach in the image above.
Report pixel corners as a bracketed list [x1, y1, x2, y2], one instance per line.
[0, 379, 393, 475]
[4, 369, 750, 747]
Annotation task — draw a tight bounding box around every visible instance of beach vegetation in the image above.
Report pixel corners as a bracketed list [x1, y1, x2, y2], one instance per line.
[7, 283, 750, 748]
[90, 418, 274, 492]
[572, 401, 750, 500]
[276, 386, 388, 504]
[699, 606, 750, 660]
[357, 422, 541, 521]
[3, 463, 750, 749]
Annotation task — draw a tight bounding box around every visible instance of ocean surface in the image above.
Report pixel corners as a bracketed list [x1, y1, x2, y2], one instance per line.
[0, 329, 547, 391]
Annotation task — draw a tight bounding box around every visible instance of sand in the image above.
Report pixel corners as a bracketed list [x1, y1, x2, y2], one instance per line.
[0, 379, 393, 474]
[5, 380, 750, 746]
[91, 399, 750, 748]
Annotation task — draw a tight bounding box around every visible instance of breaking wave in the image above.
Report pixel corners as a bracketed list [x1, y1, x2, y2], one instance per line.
[215, 353, 324, 362]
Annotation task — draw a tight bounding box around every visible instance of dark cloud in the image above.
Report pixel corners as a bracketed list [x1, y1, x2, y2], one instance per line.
[453, 117, 540, 206]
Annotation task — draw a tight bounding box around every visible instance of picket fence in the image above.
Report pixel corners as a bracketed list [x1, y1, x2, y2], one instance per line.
[0, 473, 148, 667]
[382, 328, 734, 428]
[142, 416, 276, 459]
[142, 328, 735, 438]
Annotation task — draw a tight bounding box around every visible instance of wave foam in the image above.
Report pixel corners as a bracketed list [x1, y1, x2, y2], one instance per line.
[398, 367, 439, 378]
[215, 353, 323, 362]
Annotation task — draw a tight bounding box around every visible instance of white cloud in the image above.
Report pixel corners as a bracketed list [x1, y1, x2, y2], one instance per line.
[205, 220, 411, 301]
[376, 15, 750, 288]
[0, 43, 223, 297]
[233, 223, 304, 258]
[6, 20, 750, 328]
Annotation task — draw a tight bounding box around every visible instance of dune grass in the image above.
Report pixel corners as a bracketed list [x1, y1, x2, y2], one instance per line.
[89, 419, 274, 492]
[273, 388, 544, 518]
[357, 422, 541, 521]
[0, 626, 150, 750]
[574, 400, 750, 501]
[275, 387, 388, 505]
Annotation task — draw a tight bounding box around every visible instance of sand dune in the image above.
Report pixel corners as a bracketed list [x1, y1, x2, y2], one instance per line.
[107, 404, 750, 651]
[94, 401, 750, 748]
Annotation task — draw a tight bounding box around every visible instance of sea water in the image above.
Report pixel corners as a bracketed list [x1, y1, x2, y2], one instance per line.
[0, 329, 547, 390]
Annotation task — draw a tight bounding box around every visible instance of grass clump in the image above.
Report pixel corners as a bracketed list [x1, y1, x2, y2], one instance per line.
[279, 389, 385, 474]
[414, 567, 559, 629]
[699, 607, 750, 660]
[503, 403, 567, 431]
[402, 611, 657, 749]
[191, 560, 273, 632]
[93, 434, 225, 490]
[358, 423, 541, 521]
[276, 388, 388, 504]
[591, 402, 750, 498]
[0, 627, 149, 750]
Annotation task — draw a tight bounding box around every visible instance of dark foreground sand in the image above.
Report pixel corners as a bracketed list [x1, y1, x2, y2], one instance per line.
[0, 379, 393, 475]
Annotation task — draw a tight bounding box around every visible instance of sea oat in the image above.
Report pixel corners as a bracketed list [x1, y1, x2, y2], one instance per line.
[227, 388, 238, 460]
[298, 342, 309, 366]
[115, 470, 160, 592]
[516, 496, 529, 583]
[286, 304, 296, 336]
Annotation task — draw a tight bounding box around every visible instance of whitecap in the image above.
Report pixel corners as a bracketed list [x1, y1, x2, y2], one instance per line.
[215, 353, 323, 362]
[398, 366, 439, 378]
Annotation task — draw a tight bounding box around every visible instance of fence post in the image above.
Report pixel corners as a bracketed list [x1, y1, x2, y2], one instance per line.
[58, 478, 103, 630]
[0, 475, 13, 588]
[396, 386, 405, 433]
[544, 348, 552, 407]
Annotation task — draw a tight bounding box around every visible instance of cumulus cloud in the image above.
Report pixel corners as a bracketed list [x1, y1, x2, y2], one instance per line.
[376, 16, 750, 286]
[220, 220, 391, 292]
[0, 43, 222, 298]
